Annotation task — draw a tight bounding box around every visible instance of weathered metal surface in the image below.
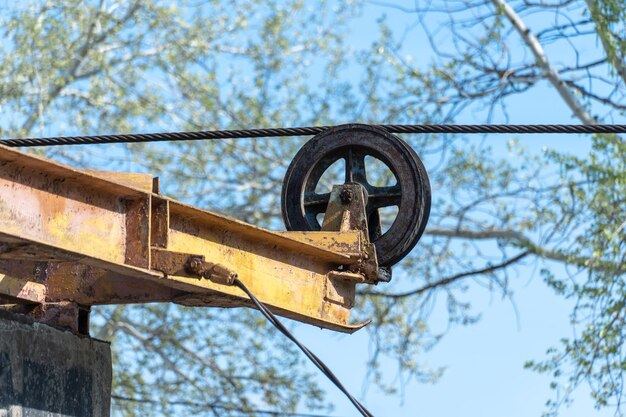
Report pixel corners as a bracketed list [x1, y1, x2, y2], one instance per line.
[320, 185, 382, 283]
[29, 301, 87, 334]
[173, 291, 370, 333]
[273, 231, 362, 257]
[125, 197, 151, 268]
[150, 248, 237, 285]
[0, 310, 112, 416]
[164, 211, 351, 326]
[0, 142, 377, 333]
[165, 198, 356, 264]
[41, 262, 183, 305]
[0, 178, 126, 264]
[327, 270, 366, 284]
[85, 171, 155, 193]
[322, 184, 369, 233]
[324, 274, 356, 308]
[151, 248, 200, 277]
[151, 199, 169, 248]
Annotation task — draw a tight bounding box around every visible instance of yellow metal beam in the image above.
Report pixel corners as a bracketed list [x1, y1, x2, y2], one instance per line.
[0, 144, 379, 333]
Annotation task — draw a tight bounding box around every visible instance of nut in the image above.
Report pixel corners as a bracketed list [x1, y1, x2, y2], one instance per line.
[339, 188, 354, 204]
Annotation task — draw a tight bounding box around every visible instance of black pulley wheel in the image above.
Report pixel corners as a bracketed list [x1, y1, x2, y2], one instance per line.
[281, 124, 431, 267]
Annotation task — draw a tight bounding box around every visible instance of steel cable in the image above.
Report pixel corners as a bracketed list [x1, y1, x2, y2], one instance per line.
[233, 278, 375, 417]
[2, 124, 626, 147]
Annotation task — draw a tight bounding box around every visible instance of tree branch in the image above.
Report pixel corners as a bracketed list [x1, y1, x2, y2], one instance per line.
[361, 251, 530, 299]
[21, 1, 141, 134]
[491, 0, 597, 124]
[584, 0, 626, 86]
[111, 394, 335, 417]
[564, 80, 626, 110]
[425, 226, 623, 273]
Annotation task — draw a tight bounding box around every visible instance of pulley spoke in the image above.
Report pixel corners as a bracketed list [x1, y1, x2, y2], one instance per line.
[303, 192, 331, 214]
[367, 209, 382, 241]
[344, 148, 367, 184]
[368, 184, 402, 209]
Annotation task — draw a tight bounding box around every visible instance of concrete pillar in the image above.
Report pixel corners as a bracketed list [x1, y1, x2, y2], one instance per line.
[0, 311, 111, 417]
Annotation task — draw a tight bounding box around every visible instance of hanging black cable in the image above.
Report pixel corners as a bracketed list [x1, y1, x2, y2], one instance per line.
[2, 123, 626, 147]
[232, 278, 375, 417]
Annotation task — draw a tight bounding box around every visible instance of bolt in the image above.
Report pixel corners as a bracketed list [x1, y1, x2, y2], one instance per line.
[339, 188, 354, 204]
[187, 257, 204, 274]
[186, 256, 237, 285]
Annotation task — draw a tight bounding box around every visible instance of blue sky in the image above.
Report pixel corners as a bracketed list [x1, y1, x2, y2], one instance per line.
[296, 265, 605, 417]
[286, 2, 611, 417]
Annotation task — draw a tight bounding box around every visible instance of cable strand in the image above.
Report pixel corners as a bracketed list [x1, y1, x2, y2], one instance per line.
[232, 278, 375, 417]
[2, 124, 626, 147]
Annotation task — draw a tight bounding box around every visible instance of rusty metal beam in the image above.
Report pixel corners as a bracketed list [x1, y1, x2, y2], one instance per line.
[0, 145, 379, 334]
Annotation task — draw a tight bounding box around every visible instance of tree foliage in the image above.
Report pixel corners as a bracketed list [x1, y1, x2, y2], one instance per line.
[0, 1, 356, 415]
[370, 0, 626, 413]
[0, 0, 625, 415]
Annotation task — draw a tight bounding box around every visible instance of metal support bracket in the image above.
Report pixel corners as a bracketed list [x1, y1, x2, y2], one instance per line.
[322, 183, 389, 283]
[151, 248, 237, 285]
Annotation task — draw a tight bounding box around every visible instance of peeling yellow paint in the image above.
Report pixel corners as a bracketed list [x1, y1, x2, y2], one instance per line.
[0, 275, 46, 303]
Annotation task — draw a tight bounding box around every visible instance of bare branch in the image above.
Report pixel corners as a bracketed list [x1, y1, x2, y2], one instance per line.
[425, 227, 623, 273]
[565, 80, 626, 110]
[361, 251, 530, 299]
[491, 0, 597, 124]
